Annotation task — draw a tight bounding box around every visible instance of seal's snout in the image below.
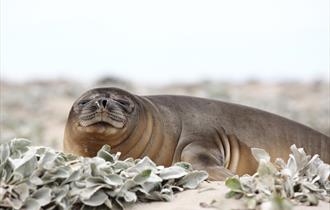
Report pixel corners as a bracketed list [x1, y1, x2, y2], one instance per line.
[96, 98, 109, 109]
[101, 99, 108, 107]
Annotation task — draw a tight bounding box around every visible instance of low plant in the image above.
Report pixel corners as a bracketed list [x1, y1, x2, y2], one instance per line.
[0, 139, 208, 210]
[224, 145, 330, 210]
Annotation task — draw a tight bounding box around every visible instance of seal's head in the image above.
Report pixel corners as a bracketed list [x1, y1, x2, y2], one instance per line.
[66, 87, 137, 139]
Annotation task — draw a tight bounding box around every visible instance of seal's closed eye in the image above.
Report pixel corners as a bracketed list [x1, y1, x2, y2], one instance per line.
[113, 98, 134, 113]
[78, 99, 91, 107]
[115, 98, 130, 106]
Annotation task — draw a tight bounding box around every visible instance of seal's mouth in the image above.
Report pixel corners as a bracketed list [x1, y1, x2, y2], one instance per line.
[79, 110, 126, 128]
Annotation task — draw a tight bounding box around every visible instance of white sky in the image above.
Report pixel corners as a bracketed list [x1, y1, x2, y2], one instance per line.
[0, 0, 329, 84]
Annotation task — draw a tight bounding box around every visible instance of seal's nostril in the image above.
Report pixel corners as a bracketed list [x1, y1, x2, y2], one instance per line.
[102, 99, 107, 107]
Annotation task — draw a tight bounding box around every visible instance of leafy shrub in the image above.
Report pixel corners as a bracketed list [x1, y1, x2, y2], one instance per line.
[0, 139, 208, 210]
[225, 145, 330, 210]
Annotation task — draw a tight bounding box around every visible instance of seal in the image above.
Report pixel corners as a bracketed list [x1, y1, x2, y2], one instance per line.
[64, 87, 330, 180]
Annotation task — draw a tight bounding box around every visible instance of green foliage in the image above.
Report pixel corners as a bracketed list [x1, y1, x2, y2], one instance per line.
[0, 139, 208, 210]
[225, 145, 330, 210]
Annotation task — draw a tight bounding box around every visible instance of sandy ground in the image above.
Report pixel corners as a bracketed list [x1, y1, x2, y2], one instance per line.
[130, 181, 330, 210]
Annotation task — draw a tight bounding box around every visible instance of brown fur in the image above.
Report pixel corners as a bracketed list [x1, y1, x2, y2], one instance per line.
[64, 87, 330, 180]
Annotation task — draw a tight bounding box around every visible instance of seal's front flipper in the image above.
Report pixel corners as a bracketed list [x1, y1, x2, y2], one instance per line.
[180, 140, 234, 181]
[203, 166, 234, 181]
